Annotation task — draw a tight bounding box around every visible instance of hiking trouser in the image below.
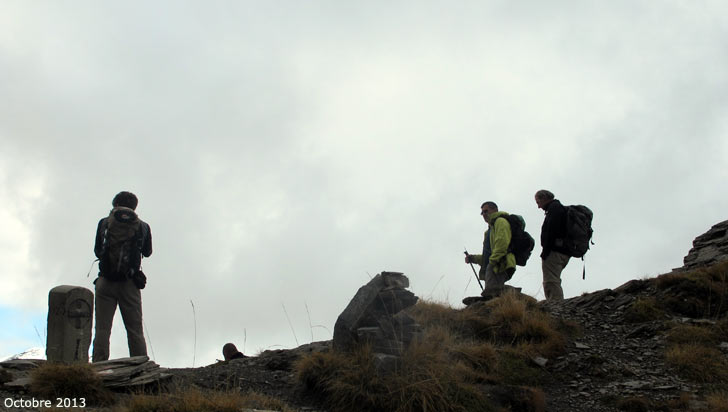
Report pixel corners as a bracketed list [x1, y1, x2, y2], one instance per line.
[542, 251, 570, 301]
[482, 264, 510, 297]
[92, 276, 147, 362]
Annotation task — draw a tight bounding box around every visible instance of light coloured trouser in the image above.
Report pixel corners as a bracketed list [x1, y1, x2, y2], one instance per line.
[92, 276, 147, 362]
[542, 251, 571, 301]
[481, 264, 511, 297]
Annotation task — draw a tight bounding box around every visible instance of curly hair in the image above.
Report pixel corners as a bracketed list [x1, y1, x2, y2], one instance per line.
[112, 191, 138, 210]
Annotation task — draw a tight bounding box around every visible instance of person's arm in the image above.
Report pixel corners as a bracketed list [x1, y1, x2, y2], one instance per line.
[466, 228, 491, 266]
[141, 223, 152, 258]
[94, 219, 106, 259]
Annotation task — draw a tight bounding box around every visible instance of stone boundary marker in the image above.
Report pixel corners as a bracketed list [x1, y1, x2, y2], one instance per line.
[46, 285, 94, 363]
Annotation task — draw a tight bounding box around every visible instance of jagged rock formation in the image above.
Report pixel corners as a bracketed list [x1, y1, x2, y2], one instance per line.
[333, 271, 422, 369]
[676, 219, 728, 271]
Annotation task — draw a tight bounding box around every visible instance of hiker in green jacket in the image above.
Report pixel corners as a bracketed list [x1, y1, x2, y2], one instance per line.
[465, 201, 517, 298]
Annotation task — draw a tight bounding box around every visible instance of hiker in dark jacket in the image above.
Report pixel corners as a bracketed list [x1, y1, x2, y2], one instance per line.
[92, 191, 152, 362]
[535, 189, 570, 301]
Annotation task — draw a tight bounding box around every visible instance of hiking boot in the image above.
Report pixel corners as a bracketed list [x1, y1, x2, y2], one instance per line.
[501, 285, 523, 295]
[480, 287, 502, 300]
[462, 296, 485, 306]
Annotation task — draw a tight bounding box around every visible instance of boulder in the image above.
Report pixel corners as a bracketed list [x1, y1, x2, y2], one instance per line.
[333, 271, 423, 361]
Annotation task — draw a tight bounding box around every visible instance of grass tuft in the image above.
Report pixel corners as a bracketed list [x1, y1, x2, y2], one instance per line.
[707, 391, 728, 412]
[495, 349, 545, 385]
[29, 362, 114, 406]
[665, 324, 718, 346]
[296, 337, 493, 412]
[656, 261, 728, 318]
[665, 343, 728, 383]
[616, 396, 651, 412]
[120, 388, 295, 412]
[624, 297, 664, 323]
[296, 293, 568, 412]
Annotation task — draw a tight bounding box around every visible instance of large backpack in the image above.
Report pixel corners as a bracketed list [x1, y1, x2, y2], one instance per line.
[99, 207, 143, 281]
[562, 205, 594, 258]
[501, 214, 535, 266]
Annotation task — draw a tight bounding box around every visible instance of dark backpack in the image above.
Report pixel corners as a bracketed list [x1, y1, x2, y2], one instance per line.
[501, 214, 535, 266]
[562, 205, 594, 258]
[99, 207, 143, 281]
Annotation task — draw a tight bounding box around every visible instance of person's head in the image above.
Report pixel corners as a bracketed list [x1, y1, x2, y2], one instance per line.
[112, 191, 138, 210]
[535, 189, 554, 210]
[222, 343, 239, 360]
[480, 201, 498, 222]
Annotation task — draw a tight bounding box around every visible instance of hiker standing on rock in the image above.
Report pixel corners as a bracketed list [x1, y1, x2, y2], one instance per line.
[464, 201, 517, 299]
[535, 189, 570, 301]
[92, 191, 152, 362]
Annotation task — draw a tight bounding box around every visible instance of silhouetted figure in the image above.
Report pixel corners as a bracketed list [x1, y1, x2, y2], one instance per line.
[92, 191, 152, 362]
[535, 189, 570, 301]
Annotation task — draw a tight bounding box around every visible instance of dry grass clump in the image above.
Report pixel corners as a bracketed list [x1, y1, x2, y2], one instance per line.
[407, 299, 474, 338]
[119, 388, 295, 412]
[494, 349, 545, 386]
[714, 318, 728, 342]
[450, 341, 498, 373]
[30, 362, 114, 406]
[647, 263, 728, 388]
[296, 336, 493, 412]
[296, 293, 566, 412]
[656, 261, 728, 318]
[665, 324, 718, 346]
[707, 391, 728, 412]
[487, 384, 546, 412]
[665, 343, 728, 383]
[467, 292, 568, 358]
[624, 297, 665, 323]
[410, 293, 569, 358]
[615, 396, 651, 412]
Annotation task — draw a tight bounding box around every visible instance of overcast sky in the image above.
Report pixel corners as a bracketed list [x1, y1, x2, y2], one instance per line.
[1, 1, 727, 367]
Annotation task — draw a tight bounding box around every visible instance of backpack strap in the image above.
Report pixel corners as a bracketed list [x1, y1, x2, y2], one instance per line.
[135, 222, 146, 250]
[86, 258, 99, 278]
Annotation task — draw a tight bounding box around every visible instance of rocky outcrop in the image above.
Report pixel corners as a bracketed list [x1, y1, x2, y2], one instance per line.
[0, 356, 170, 391]
[676, 219, 728, 271]
[333, 271, 422, 369]
[539, 278, 715, 411]
[92, 356, 170, 388]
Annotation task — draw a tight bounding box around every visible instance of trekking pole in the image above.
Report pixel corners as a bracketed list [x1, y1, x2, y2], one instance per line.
[464, 249, 484, 291]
